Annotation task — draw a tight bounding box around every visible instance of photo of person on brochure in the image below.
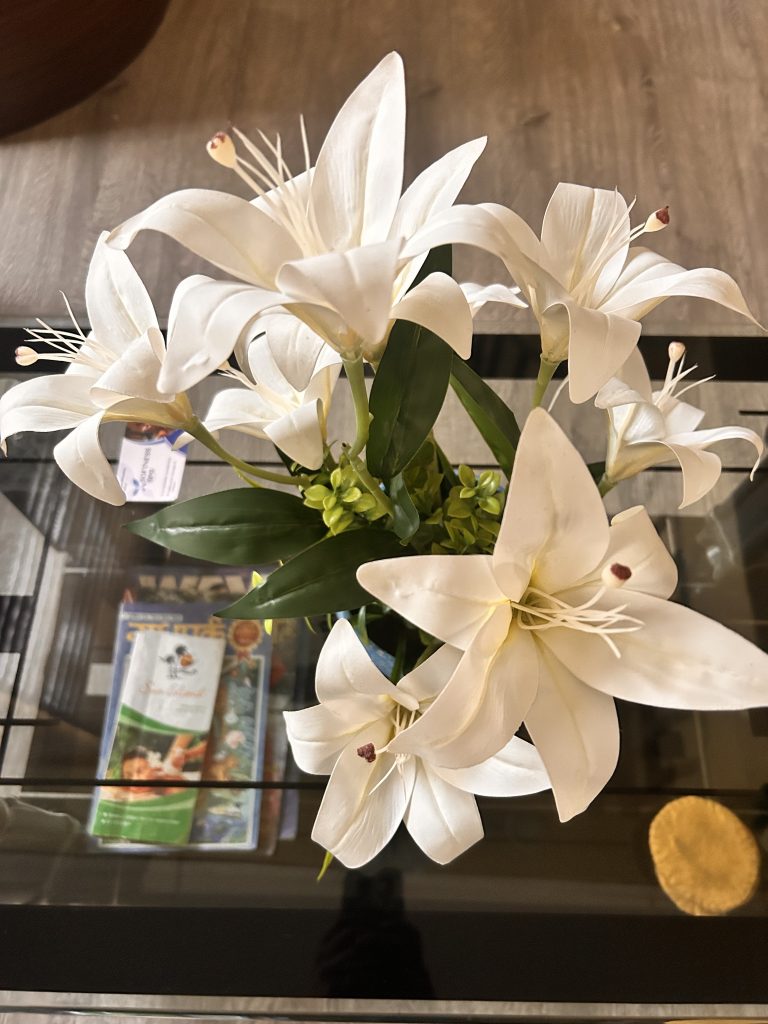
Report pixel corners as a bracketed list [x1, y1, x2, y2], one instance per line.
[105, 730, 208, 801]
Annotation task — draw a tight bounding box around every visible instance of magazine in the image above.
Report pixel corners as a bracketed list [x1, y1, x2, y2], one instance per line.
[90, 581, 272, 850]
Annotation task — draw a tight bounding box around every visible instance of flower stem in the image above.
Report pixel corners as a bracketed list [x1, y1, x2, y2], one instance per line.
[344, 355, 371, 458]
[187, 419, 310, 488]
[597, 473, 616, 498]
[532, 357, 560, 409]
[349, 454, 395, 519]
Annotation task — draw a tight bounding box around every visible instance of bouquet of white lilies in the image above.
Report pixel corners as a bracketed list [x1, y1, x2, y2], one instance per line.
[2, 53, 767, 869]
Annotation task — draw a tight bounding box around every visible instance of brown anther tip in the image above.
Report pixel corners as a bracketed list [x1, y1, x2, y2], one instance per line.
[656, 206, 670, 225]
[610, 562, 632, 581]
[356, 742, 376, 764]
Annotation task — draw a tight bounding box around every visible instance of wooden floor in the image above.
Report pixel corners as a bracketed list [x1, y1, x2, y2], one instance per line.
[1, 0, 767, 337]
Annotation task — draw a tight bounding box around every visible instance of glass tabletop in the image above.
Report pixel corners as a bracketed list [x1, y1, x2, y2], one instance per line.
[1, 335, 767, 1005]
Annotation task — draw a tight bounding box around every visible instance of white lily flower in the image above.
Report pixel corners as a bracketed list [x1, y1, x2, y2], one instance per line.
[284, 619, 549, 868]
[596, 344, 764, 508]
[199, 311, 341, 470]
[0, 234, 194, 505]
[106, 53, 484, 392]
[358, 409, 768, 823]
[401, 183, 759, 402]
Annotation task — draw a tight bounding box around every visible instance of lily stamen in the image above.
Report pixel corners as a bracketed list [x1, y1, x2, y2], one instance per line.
[508, 582, 643, 657]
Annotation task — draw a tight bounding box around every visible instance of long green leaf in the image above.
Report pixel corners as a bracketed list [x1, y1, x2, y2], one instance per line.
[126, 488, 326, 565]
[217, 528, 407, 619]
[389, 472, 420, 541]
[450, 357, 520, 477]
[366, 247, 454, 482]
[367, 322, 452, 480]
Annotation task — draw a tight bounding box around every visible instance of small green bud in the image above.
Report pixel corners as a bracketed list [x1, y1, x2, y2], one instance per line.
[330, 467, 343, 489]
[341, 486, 362, 504]
[458, 464, 476, 488]
[353, 494, 376, 513]
[459, 486, 476, 500]
[304, 484, 330, 502]
[322, 494, 337, 511]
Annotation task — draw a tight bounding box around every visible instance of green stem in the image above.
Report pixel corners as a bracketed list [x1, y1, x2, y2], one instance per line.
[531, 357, 560, 409]
[597, 473, 616, 498]
[344, 355, 371, 458]
[349, 454, 395, 519]
[187, 419, 310, 488]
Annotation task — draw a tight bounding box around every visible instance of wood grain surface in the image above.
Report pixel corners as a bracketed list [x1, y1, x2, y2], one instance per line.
[1, 0, 767, 337]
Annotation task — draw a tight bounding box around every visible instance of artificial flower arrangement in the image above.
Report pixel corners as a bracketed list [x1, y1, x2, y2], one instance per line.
[2, 53, 767, 869]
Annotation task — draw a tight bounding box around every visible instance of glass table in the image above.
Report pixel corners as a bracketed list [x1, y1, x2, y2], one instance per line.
[1, 334, 767, 1018]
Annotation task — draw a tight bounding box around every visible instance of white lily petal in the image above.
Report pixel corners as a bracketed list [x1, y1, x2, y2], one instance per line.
[669, 424, 764, 464]
[662, 441, 723, 508]
[494, 408, 609, 599]
[312, 728, 416, 869]
[90, 328, 172, 407]
[107, 189, 299, 287]
[543, 590, 768, 710]
[598, 506, 678, 599]
[390, 137, 487, 291]
[258, 314, 331, 392]
[317, 619, 418, 713]
[541, 184, 631, 303]
[303, 355, 342, 407]
[161, 276, 286, 393]
[404, 765, 483, 864]
[460, 281, 527, 316]
[659, 397, 706, 435]
[594, 378, 650, 412]
[357, 554, 506, 650]
[202, 387, 275, 437]
[391, 612, 537, 770]
[397, 643, 463, 705]
[390, 138, 487, 247]
[85, 233, 158, 354]
[278, 241, 402, 351]
[548, 300, 641, 403]
[311, 52, 405, 251]
[602, 252, 760, 325]
[53, 413, 125, 505]
[391, 272, 473, 358]
[615, 345, 653, 400]
[263, 399, 325, 469]
[433, 736, 549, 798]
[283, 703, 373, 775]
[0, 373, 93, 447]
[525, 643, 620, 823]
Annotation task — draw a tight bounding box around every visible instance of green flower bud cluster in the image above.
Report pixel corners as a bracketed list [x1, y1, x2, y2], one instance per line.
[427, 464, 503, 554]
[303, 465, 387, 535]
[402, 440, 444, 516]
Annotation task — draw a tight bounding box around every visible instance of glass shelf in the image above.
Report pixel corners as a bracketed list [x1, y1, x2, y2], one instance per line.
[1, 336, 767, 1008]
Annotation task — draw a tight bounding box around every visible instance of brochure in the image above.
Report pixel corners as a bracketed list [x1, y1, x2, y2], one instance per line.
[90, 629, 224, 845]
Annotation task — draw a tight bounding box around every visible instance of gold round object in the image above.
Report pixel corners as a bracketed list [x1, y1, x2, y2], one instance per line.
[648, 796, 760, 916]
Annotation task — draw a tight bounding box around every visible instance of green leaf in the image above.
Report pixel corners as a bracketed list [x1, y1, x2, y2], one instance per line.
[217, 528, 408, 619]
[367, 320, 452, 480]
[126, 488, 326, 565]
[450, 356, 520, 477]
[389, 473, 420, 541]
[410, 244, 452, 285]
[366, 246, 454, 482]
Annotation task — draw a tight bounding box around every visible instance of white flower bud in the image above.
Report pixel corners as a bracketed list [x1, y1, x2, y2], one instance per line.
[206, 131, 237, 169]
